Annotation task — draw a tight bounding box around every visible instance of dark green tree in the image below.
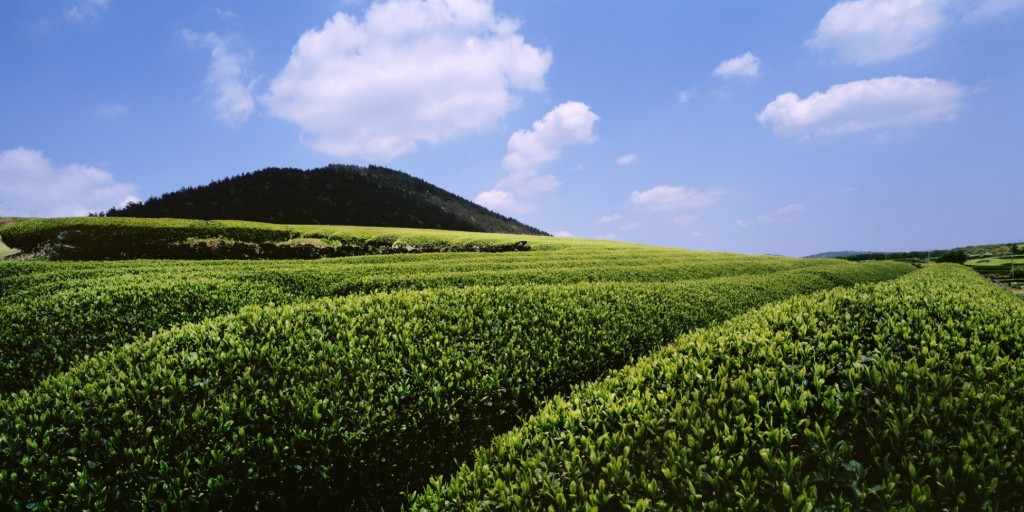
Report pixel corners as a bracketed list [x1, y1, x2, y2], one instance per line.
[937, 249, 968, 264]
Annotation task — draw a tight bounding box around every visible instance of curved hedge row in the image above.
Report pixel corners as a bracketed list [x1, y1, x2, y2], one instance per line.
[0, 218, 542, 260]
[0, 263, 912, 510]
[0, 277, 294, 393]
[0, 217, 295, 254]
[0, 249, 884, 394]
[411, 264, 1024, 511]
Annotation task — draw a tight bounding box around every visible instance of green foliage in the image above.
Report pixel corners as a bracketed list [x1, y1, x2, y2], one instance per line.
[0, 217, 294, 259]
[1, 241, 903, 394]
[0, 262, 911, 510]
[0, 217, 536, 260]
[103, 164, 548, 235]
[411, 265, 1024, 511]
[936, 249, 967, 264]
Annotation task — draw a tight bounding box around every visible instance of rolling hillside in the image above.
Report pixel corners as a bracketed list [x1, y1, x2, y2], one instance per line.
[104, 164, 547, 236]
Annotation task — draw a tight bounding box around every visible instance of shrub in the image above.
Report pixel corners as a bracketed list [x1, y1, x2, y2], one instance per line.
[412, 265, 1024, 510]
[0, 264, 912, 510]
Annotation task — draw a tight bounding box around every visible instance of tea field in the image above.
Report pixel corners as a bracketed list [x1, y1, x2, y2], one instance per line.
[0, 219, 1020, 510]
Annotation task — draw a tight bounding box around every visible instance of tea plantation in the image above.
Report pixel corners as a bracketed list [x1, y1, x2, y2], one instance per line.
[1, 219, 1019, 510]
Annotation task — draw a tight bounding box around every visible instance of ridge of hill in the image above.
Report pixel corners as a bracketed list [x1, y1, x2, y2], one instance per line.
[104, 164, 547, 236]
[804, 250, 877, 259]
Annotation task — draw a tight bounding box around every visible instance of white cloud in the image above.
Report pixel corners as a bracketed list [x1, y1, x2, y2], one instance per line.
[621, 221, 641, 231]
[713, 52, 761, 78]
[0, 147, 138, 217]
[677, 89, 696, 103]
[182, 30, 257, 125]
[630, 185, 727, 212]
[597, 213, 622, 224]
[737, 204, 807, 228]
[775, 203, 806, 215]
[65, 0, 108, 22]
[552, 230, 575, 238]
[501, 101, 599, 188]
[964, 0, 1024, 21]
[263, 0, 552, 160]
[474, 188, 533, 214]
[808, 0, 949, 64]
[616, 153, 638, 166]
[757, 76, 966, 138]
[214, 8, 238, 19]
[672, 215, 700, 226]
[94, 102, 129, 119]
[478, 101, 598, 216]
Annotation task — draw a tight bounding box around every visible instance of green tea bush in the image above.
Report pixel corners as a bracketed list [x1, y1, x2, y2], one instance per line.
[0, 264, 912, 510]
[0, 277, 295, 393]
[0, 218, 536, 260]
[0, 217, 295, 259]
[411, 265, 1024, 511]
[1, 246, 903, 393]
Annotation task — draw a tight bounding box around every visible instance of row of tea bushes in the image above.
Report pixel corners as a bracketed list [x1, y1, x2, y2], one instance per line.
[0, 247, 898, 393]
[0, 217, 294, 258]
[411, 264, 1024, 511]
[0, 218, 535, 260]
[0, 264, 914, 510]
[0, 276, 294, 393]
[0, 240, 822, 301]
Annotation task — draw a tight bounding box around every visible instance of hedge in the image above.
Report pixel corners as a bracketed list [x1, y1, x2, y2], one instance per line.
[411, 265, 1024, 511]
[0, 263, 913, 510]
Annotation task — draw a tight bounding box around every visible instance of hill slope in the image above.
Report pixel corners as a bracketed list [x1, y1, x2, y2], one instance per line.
[105, 164, 547, 235]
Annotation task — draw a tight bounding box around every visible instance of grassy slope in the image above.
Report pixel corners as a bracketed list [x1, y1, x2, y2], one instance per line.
[966, 255, 1019, 272]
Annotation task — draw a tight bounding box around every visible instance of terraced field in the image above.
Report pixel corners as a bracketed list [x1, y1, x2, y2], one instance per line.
[1, 219, 1019, 510]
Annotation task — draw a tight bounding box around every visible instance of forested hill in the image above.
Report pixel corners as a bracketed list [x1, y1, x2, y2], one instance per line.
[105, 165, 548, 236]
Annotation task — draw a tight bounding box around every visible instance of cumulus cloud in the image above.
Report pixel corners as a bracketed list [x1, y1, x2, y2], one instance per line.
[501, 101, 599, 190]
[263, 0, 552, 160]
[182, 30, 257, 125]
[0, 147, 138, 217]
[629, 185, 726, 212]
[808, 0, 949, 64]
[474, 188, 533, 214]
[757, 76, 966, 138]
[964, 0, 1024, 21]
[713, 52, 761, 78]
[65, 0, 108, 22]
[677, 89, 696, 103]
[552, 230, 575, 238]
[597, 213, 622, 224]
[477, 101, 599, 215]
[616, 153, 638, 166]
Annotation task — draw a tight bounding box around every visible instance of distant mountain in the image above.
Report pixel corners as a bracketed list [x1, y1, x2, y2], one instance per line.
[106, 164, 548, 236]
[805, 250, 877, 259]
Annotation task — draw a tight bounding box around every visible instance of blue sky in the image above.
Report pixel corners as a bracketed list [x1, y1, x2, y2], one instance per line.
[2, 0, 1022, 256]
